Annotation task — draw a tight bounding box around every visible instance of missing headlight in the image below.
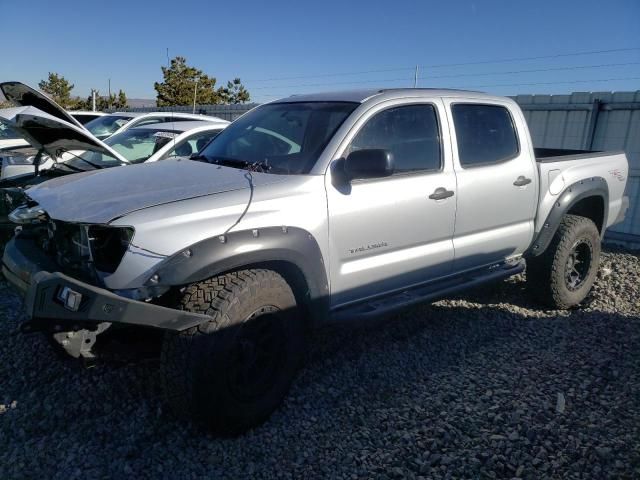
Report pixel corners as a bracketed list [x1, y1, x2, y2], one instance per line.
[88, 226, 134, 274]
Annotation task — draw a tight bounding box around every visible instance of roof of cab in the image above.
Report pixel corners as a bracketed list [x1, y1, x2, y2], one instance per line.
[271, 88, 504, 104]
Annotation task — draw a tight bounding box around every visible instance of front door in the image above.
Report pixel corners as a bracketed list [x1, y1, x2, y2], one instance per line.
[326, 100, 457, 307]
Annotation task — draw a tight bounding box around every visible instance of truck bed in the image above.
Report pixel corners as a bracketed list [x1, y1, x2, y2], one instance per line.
[533, 148, 629, 236]
[534, 147, 624, 163]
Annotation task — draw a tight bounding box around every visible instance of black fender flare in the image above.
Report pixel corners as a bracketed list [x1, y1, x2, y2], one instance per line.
[527, 176, 608, 257]
[147, 226, 330, 323]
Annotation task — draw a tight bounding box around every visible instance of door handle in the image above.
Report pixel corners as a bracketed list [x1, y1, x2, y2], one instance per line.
[513, 176, 532, 187]
[429, 187, 455, 200]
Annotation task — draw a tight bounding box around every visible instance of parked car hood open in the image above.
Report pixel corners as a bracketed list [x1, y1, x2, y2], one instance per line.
[24, 158, 288, 224]
[0, 106, 128, 169]
[0, 81, 86, 130]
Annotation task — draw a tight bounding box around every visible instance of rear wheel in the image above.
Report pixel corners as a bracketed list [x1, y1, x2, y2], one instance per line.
[160, 269, 307, 434]
[527, 214, 601, 309]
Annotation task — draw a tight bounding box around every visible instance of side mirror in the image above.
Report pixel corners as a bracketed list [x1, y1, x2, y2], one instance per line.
[344, 149, 394, 180]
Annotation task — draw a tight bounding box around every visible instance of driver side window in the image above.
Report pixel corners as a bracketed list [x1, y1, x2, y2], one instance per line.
[348, 104, 442, 174]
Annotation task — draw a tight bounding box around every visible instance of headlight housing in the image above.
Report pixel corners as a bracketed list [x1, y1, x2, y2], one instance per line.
[88, 225, 134, 273]
[8, 204, 46, 224]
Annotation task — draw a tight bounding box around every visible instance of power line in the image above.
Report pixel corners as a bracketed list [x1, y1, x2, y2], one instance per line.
[458, 76, 640, 89]
[245, 47, 640, 83]
[248, 62, 640, 91]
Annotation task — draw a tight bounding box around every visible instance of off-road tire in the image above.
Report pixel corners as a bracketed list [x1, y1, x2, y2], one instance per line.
[160, 269, 306, 434]
[526, 214, 601, 309]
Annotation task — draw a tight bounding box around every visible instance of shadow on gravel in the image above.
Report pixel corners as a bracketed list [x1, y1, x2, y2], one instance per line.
[0, 258, 638, 479]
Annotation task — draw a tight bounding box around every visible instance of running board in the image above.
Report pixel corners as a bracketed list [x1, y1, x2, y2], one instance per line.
[330, 260, 525, 323]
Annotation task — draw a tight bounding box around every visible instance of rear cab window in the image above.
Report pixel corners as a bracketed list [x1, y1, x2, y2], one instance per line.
[451, 104, 519, 167]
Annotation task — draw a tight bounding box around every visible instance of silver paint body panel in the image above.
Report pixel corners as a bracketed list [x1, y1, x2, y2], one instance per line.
[21, 89, 629, 308]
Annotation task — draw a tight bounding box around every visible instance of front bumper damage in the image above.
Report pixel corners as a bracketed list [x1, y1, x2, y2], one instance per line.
[2, 237, 210, 356]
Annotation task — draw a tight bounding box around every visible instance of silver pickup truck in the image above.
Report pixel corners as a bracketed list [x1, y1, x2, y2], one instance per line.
[2, 88, 629, 433]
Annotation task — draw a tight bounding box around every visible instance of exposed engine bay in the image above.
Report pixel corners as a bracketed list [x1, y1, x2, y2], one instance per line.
[16, 214, 134, 286]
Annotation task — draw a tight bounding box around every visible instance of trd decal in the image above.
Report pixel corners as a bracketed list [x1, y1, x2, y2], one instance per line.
[609, 169, 626, 182]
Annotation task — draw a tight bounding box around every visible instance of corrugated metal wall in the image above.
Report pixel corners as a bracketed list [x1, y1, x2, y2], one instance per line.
[514, 91, 640, 245]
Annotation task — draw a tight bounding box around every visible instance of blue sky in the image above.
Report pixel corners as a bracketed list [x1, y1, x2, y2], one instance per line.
[2, 0, 639, 102]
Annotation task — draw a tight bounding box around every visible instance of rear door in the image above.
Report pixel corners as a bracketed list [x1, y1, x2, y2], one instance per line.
[444, 99, 537, 270]
[326, 99, 457, 307]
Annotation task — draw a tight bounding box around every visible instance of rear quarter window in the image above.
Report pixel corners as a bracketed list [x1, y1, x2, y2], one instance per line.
[452, 104, 519, 167]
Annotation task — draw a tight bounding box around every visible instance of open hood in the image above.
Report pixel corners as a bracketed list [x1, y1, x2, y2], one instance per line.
[1, 81, 86, 130]
[24, 158, 288, 223]
[0, 106, 128, 164]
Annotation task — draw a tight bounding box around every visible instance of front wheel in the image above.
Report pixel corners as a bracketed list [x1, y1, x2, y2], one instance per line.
[160, 269, 307, 434]
[527, 214, 601, 309]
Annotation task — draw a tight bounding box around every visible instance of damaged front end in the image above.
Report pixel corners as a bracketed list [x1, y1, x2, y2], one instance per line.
[4, 204, 209, 359]
[10, 203, 134, 285]
[7, 205, 133, 358]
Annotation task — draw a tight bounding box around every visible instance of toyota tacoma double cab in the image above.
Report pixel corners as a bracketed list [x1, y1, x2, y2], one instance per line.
[2, 88, 629, 433]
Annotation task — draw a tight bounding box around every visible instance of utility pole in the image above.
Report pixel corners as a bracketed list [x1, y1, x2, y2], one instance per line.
[192, 77, 199, 114]
[108, 78, 112, 110]
[91, 89, 97, 112]
[413, 65, 419, 88]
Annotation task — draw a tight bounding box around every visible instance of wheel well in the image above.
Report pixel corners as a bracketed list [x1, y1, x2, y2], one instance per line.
[259, 261, 311, 305]
[217, 260, 317, 322]
[567, 196, 605, 233]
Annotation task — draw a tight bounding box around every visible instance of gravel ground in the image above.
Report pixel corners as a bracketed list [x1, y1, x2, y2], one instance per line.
[1, 249, 639, 479]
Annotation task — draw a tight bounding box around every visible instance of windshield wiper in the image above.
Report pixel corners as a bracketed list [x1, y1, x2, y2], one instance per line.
[210, 157, 271, 173]
[246, 160, 271, 173]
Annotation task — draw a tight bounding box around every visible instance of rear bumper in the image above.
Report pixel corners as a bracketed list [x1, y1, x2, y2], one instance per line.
[2, 237, 210, 331]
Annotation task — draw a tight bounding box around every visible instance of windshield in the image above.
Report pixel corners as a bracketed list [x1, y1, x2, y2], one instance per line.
[198, 102, 358, 174]
[103, 128, 178, 163]
[84, 115, 133, 139]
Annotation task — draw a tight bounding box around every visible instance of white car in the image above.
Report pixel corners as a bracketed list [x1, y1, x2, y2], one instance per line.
[0, 113, 228, 180]
[0, 81, 229, 179]
[84, 111, 227, 140]
[79, 120, 228, 165]
[1, 81, 227, 141]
